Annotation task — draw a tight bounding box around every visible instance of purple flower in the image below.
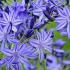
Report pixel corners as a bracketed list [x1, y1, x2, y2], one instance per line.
[11, 0, 28, 24]
[0, 25, 7, 41]
[53, 39, 65, 49]
[12, 0, 25, 12]
[53, 49, 64, 58]
[33, 21, 46, 29]
[30, 0, 46, 16]
[55, 6, 70, 38]
[0, 10, 22, 32]
[46, 55, 62, 70]
[30, 30, 53, 62]
[63, 60, 70, 66]
[0, 44, 36, 70]
[0, 25, 19, 45]
[30, 0, 48, 22]
[48, 0, 65, 8]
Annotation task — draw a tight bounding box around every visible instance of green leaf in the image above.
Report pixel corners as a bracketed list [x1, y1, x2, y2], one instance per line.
[6, 0, 13, 5]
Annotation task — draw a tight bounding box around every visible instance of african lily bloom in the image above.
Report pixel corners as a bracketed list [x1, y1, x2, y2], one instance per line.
[0, 0, 70, 70]
[56, 6, 70, 39]
[0, 43, 36, 70]
[0, 10, 22, 32]
[30, 30, 53, 62]
[46, 55, 62, 70]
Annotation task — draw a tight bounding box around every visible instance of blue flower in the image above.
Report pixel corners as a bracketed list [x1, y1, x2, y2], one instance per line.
[33, 21, 46, 29]
[30, 0, 48, 22]
[0, 44, 36, 70]
[30, 0, 46, 16]
[48, 0, 65, 8]
[53, 39, 65, 49]
[30, 30, 53, 62]
[0, 10, 22, 32]
[0, 25, 19, 45]
[63, 60, 70, 66]
[12, 0, 25, 12]
[55, 6, 70, 38]
[53, 49, 64, 58]
[16, 16, 35, 38]
[46, 55, 62, 70]
[11, 0, 27, 23]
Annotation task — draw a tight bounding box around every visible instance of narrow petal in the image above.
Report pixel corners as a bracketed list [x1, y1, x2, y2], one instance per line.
[30, 39, 39, 47]
[0, 20, 7, 25]
[63, 60, 70, 65]
[56, 22, 67, 30]
[67, 24, 70, 38]
[13, 19, 22, 26]
[39, 50, 44, 63]
[36, 32, 42, 41]
[63, 6, 70, 16]
[58, 8, 65, 16]
[19, 56, 30, 66]
[3, 12, 9, 22]
[1, 49, 13, 56]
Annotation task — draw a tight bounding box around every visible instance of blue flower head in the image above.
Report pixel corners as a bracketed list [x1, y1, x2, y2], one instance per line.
[0, 0, 70, 70]
[0, 43, 36, 70]
[56, 6, 70, 39]
[53, 39, 65, 49]
[30, 30, 53, 62]
[0, 9, 22, 32]
[46, 55, 62, 70]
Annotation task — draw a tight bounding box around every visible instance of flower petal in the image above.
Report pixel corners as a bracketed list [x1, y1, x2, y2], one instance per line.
[1, 49, 13, 56]
[56, 22, 67, 30]
[67, 24, 70, 39]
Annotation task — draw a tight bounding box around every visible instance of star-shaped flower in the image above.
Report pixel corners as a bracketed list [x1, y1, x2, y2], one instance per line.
[47, 55, 62, 70]
[0, 10, 22, 32]
[30, 30, 53, 62]
[0, 44, 36, 70]
[56, 6, 70, 38]
[0, 25, 19, 46]
[30, 0, 48, 22]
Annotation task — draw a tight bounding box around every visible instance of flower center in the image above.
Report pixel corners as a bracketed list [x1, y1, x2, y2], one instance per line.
[38, 41, 44, 49]
[13, 52, 19, 59]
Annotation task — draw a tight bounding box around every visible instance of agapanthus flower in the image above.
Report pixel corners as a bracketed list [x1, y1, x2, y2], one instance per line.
[47, 0, 65, 8]
[45, 0, 65, 17]
[0, 25, 19, 45]
[23, 16, 35, 38]
[53, 39, 65, 49]
[53, 49, 64, 59]
[12, 0, 26, 19]
[30, 0, 48, 22]
[0, 9, 22, 32]
[0, 43, 36, 70]
[30, 30, 53, 62]
[63, 60, 70, 66]
[16, 16, 35, 38]
[0, 0, 70, 70]
[55, 6, 70, 38]
[33, 21, 46, 29]
[30, 0, 46, 16]
[46, 55, 62, 70]
[24, 64, 35, 70]
[12, 0, 25, 12]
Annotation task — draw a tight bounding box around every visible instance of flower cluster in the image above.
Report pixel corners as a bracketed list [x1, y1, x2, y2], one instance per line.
[0, 0, 70, 70]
